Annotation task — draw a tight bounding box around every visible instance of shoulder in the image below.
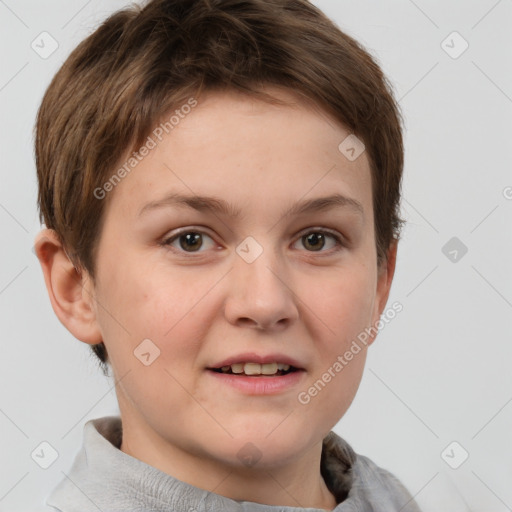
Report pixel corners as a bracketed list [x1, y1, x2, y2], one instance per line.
[350, 452, 422, 511]
[323, 432, 422, 511]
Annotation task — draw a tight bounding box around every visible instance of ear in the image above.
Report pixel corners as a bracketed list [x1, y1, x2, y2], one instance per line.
[34, 229, 102, 345]
[367, 239, 398, 346]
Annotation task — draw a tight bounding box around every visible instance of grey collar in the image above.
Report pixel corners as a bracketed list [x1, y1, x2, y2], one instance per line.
[46, 416, 421, 512]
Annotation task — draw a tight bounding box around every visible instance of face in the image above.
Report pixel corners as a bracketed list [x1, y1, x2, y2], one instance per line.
[83, 88, 392, 473]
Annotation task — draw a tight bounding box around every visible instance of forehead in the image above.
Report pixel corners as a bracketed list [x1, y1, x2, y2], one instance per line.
[105, 87, 373, 225]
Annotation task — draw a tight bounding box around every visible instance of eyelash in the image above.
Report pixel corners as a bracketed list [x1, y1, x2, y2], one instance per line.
[160, 227, 346, 256]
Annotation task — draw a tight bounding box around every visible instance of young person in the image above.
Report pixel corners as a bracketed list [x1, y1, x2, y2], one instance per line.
[34, 0, 421, 510]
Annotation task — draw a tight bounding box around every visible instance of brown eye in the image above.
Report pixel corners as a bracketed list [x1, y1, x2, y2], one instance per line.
[179, 232, 203, 251]
[163, 230, 216, 253]
[295, 230, 342, 253]
[302, 232, 326, 251]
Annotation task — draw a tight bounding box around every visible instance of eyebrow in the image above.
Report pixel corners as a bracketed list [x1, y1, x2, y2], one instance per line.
[138, 192, 364, 220]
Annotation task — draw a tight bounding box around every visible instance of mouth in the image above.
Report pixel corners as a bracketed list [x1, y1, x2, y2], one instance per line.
[208, 362, 300, 377]
[206, 353, 306, 394]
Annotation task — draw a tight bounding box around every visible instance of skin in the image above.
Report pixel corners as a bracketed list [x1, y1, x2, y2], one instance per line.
[35, 87, 397, 511]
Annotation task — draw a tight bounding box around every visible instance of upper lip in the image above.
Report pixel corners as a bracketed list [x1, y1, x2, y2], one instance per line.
[208, 352, 305, 370]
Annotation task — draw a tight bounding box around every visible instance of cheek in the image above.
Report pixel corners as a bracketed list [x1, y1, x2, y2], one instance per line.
[313, 351, 367, 428]
[95, 266, 222, 411]
[300, 262, 376, 345]
[103, 265, 221, 364]
[294, 262, 374, 415]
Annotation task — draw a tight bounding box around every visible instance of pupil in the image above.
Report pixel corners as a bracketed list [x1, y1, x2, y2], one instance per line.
[304, 233, 324, 251]
[180, 233, 202, 251]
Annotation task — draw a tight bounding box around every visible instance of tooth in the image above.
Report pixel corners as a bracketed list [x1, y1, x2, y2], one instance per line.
[226, 362, 292, 375]
[261, 362, 278, 375]
[231, 363, 244, 374]
[244, 363, 262, 375]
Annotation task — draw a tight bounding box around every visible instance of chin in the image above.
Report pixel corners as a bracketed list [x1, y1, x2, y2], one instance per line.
[226, 429, 312, 468]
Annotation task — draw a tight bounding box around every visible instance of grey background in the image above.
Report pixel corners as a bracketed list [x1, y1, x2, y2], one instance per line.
[0, 1, 511, 510]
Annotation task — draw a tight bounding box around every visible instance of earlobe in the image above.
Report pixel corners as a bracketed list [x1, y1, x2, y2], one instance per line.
[34, 229, 103, 345]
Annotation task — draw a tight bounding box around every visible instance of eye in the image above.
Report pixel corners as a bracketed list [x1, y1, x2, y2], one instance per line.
[162, 230, 217, 253]
[293, 230, 344, 253]
[161, 227, 345, 255]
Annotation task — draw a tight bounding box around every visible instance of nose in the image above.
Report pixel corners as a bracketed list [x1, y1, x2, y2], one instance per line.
[223, 243, 299, 331]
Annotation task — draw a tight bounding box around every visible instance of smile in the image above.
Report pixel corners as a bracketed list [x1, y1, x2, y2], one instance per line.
[211, 362, 296, 376]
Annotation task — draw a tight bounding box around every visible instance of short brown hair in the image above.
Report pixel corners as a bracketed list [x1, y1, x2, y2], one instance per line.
[35, 0, 405, 373]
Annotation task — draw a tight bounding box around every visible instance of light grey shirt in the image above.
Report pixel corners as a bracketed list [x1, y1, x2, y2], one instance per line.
[46, 416, 422, 511]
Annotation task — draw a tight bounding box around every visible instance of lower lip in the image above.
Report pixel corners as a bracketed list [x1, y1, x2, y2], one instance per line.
[206, 369, 306, 395]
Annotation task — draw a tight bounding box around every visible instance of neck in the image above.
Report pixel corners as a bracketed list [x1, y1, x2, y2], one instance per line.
[120, 417, 337, 510]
